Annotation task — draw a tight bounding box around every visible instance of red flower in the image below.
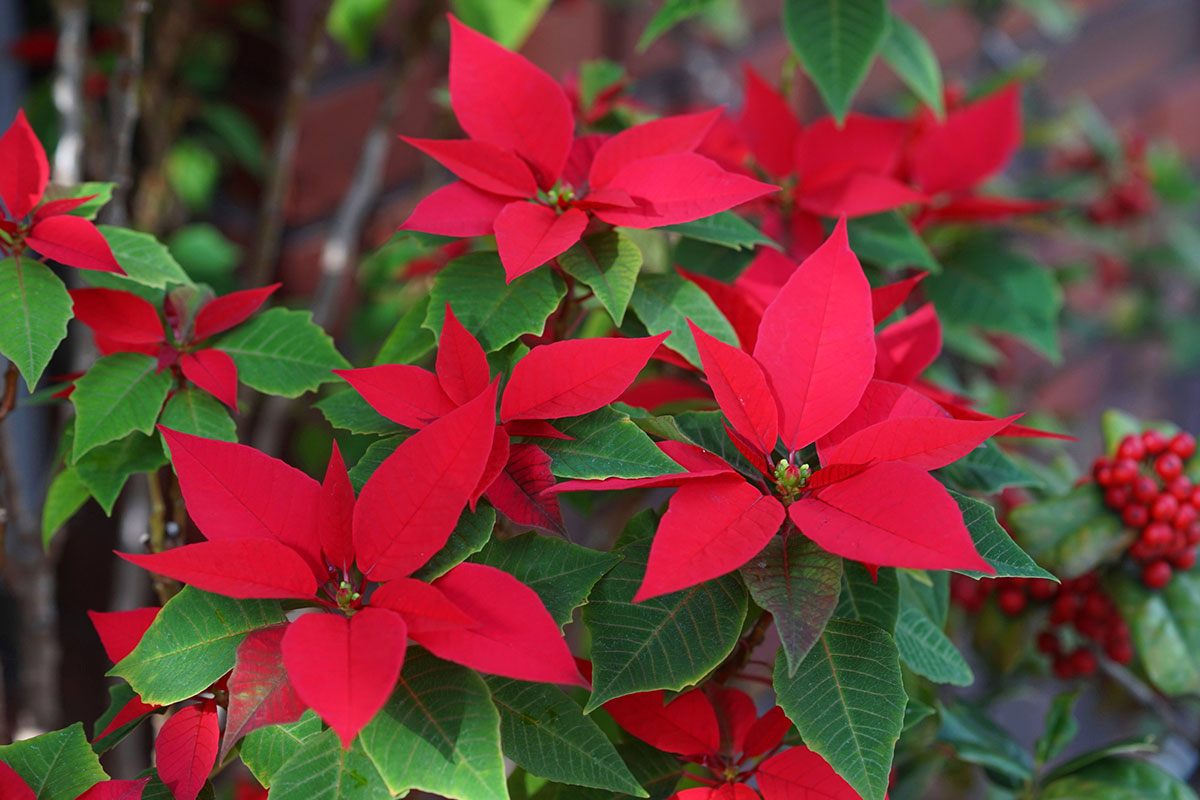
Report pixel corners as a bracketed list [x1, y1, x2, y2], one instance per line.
[119, 399, 583, 746]
[337, 303, 668, 534]
[69, 284, 279, 410]
[399, 17, 777, 282]
[0, 110, 123, 273]
[551, 221, 998, 600]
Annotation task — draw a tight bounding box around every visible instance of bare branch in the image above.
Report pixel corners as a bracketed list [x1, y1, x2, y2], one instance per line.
[246, 0, 336, 288]
[102, 0, 154, 227]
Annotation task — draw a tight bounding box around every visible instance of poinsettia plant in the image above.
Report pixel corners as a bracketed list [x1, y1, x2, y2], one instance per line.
[6, 3, 1200, 800]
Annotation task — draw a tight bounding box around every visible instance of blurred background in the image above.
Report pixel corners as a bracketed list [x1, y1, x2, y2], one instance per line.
[2, 0, 1200, 792]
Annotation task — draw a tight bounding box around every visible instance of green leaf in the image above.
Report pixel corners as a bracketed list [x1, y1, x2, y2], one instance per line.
[472, 533, 620, 629]
[1111, 569, 1200, 696]
[0, 723, 108, 800]
[44, 181, 114, 219]
[927, 243, 1062, 362]
[531, 740, 684, 800]
[374, 295, 435, 365]
[139, 772, 214, 800]
[199, 103, 265, 174]
[74, 432, 167, 514]
[670, 411, 759, 476]
[111, 587, 284, 705]
[166, 139, 219, 212]
[98, 225, 194, 288]
[71, 353, 173, 461]
[168, 223, 241, 287]
[1042, 737, 1157, 785]
[327, 0, 391, 60]
[894, 604, 973, 686]
[92, 682, 158, 753]
[583, 525, 747, 710]
[347, 434, 408, 490]
[846, 212, 940, 273]
[0, 258, 71, 387]
[672, 238, 755, 282]
[773, 618, 906, 800]
[879, 14, 944, 117]
[658, 211, 776, 251]
[451, 0, 553, 49]
[1040, 757, 1200, 800]
[268, 729, 390, 800]
[216, 308, 349, 397]
[42, 467, 89, 547]
[637, 0, 718, 51]
[540, 406, 682, 480]
[783, 0, 888, 123]
[935, 440, 1042, 493]
[628, 272, 737, 367]
[739, 535, 843, 676]
[835, 562, 899, 632]
[487, 677, 646, 796]
[578, 60, 625, 111]
[159, 388, 237, 442]
[950, 490, 1055, 580]
[316, 389, 404, 435]
[1035, 690, 1081, 767]
[240, 712, 325, 788]
[558, 231, 643, 325]
[902, 698, 935, 732]
[935, 700, 1032, 786]
[359, 649, 507, 800]
[413, 504, 496, 581]
[1008, 484, 1132, 580]
[425, 252, 566, 352]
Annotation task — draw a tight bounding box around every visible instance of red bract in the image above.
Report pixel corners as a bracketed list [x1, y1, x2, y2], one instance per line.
[399, 17, 776, 282]
[337, 304, 668, 534]
[0, 763, 150, 800]
[121, 405, 583, 746]
[155, 700, 220, 800]
[905, 85, 1052, 226]
[0, 110, 123, 272]
[701, 66, 925, 260]
[87, 607, 163, 739]
[600, 679, 865, 800]
[69, 284, 279, 410]
[551, 222, 996, 600]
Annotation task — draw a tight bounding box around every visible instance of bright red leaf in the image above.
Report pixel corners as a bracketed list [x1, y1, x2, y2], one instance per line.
[909, 84, 1021, 196]
[319, 442, 355, 573]
[605, 688, 721, 756]
[368, 577, 476, 634]
[493, 203, 588, 281]
[221, 626, 307, 760]
[0, 110, 48, 219]
[742, 706, 791, 759]
[70, 289, 163, 345]
[436, 304, 491, 406]
[0, 761, 35, 800]
[119, 539, 319, 600]
[191, 284, 279, 341]
[88, 606, 159, 664]
[871, 273, 927, 323]
[484, 443, 565, 534]
[25, 214, 122, 272]
[97, 694, 160, 740]
[757, 746, 871, 799]
[588, 108, 721, 188]
[400, 137, 539, 198]
[874, 303, 941, 385]
[739, 65, 801, 178]
[179, 349, 239, 410]
[824, 413, 1020, 472]
[155, 700, 219, 800]
[76, 779, 151, 800]
[689, 320, 777, 456]
[335, 364, 458, 429]
[400, 180, 511, 237]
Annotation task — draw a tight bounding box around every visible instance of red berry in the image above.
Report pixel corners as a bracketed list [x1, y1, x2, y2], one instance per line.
[1190, 486, 1200, 508]
[1073, 573, 1099, 593]
[1122, 505, 1149, 528]
[1111, 458, 1139, 485]
[1143, 430, 1169, 455]
[1069, 648, 1097, 677]
[1051, 593, 1078, 624]
[1187, 523, 1200, 546]
[1170, 432, 1196, 460]
[1092, 456, 1112, 481]
[1142, 560, 1173, 589]
[1142, 522, 1173, 548]
[1170, 547, 1197, 571]
[1152, 493, 1180, 521]
[1095, 466, 1114, 487]
[1174, 504, 1198, 530]
[1083, 593, 1110, 620]
[1156, 452, 1184, 481]
[1133, 477, 1159, 504]
[1029, 579, 1058, 602]
[1105, 640, 1134, 664]
[1036, 631, 1060, 655]
[1130, 539, 1155, 561]
[1104, 486, 1130, 510]
[1117, 435, 1146, 461]
[997, 588, 1027, 616]
[1168, 475, 1193, 501]
[1053, 657, 1076, 679]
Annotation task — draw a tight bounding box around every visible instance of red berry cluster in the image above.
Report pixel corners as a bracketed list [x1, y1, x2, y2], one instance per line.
[1093, 429, 1199, 589]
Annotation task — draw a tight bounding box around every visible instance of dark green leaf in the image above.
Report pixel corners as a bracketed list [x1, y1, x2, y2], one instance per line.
[74, 432, 167, 514]
[532, 740, 684, 800]
[316, 389, 404, 435]
[773, 618, 906, 800]
[425, 252, 566, 352]
[359, 649, 507, 800]
[583, 527, 747, 709]
[835, 563, 899, 632]
[98, 225, 194, 288]
[217, 308, 349, 397]
[327, 0, 391, 60]
[1035, 689, 1081, 767]
[472, 533, 619, 629]
[1008, 484, 1131, 580]
[0, 723, 108, 800]
[347, 434, 408, 490]
[672, 238, 755, 281]
[739, 535, 842, 676]
[139, 772, 214, 800]
[894, 605, 973, 686]
[950, 490, 1055, 580]
[168, 224, 241, 287]
[637, 0, 718, 51]
[659, 211, 776, 251]
[846, 212, 940, 273]
[91, 682, 159, 754]
[42, 467, 89, 547]
[451, 0, 553, 49]
[541, 407, 682, 480]
[1041, 737, 1157, 784]
[240, 712, 325, 788]
[374, 295, 435, 365]
[0, 258, 71, 387]
[935, 440, 1042, 493]
[628, 272, 737, 367]
[578, 60, 625, 110]
[1040, 757, 1199, 800]
[1111, 569, 1200, 696]
[558, 231, 642, 325]
[413, 504, 496, 581]
[935, 700, 1032, 786]
[671, 410, 759, 477]
[487, 677, 645, 795]
[159, 388, 237, 442]
[783, 0, 888, 123]
[71, 353, 172, 461]
[879, 15, 944, 117]
[269, 728, 391, 800]
[45, 181, 114, 219]
[111, 588, 284, 705]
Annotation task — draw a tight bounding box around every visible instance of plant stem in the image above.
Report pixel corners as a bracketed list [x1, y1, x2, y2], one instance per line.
[102, 0, 154, 227]
[51, 0, 88, 184]
[146, 469, 173, 605]
[714, 610, 774, 684]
